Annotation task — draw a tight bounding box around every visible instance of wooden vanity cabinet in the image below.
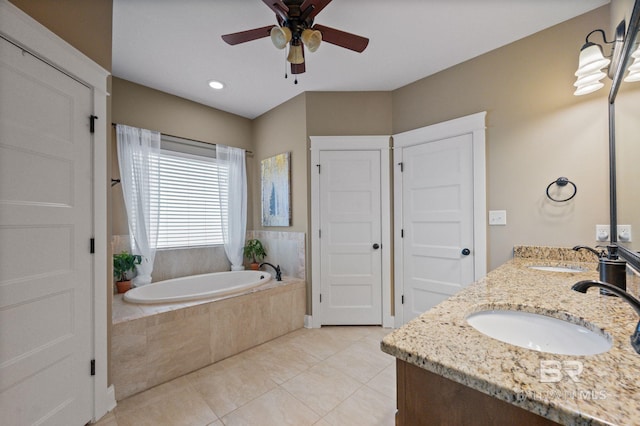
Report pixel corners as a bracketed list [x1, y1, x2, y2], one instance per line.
[395, 360, 560, 426]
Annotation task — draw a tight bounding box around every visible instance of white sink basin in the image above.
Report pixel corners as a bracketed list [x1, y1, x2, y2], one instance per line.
[466, 310, 611, 355]
[528, 265, 586, 273]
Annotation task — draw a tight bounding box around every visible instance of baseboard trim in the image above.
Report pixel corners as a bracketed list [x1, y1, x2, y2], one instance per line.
[304, 315, 313, 328]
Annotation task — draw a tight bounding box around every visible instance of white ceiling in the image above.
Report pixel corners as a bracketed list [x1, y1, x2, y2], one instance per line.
[112, 0, 609, 119]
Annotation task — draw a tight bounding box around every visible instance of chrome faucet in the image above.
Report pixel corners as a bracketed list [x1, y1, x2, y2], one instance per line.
[572, 280, 640, 354]
[259, 262, 282, 281]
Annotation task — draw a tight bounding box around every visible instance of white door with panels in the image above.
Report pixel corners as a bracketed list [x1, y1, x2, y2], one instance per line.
[319, 150, 382, 325]
[394, 113, 486, 325]
[0, 36, 94, 425]
[310, 136, 391, 328]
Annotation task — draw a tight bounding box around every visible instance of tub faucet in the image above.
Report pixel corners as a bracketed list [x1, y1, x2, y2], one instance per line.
[572, 280, 640, 355]
[260, 262, 282, 281]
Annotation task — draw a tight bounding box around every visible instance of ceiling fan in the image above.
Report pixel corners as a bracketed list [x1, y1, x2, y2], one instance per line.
[221, 0, 369, 79]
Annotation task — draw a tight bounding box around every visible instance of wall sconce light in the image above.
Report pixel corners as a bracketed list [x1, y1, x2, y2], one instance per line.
[574, 22, 625, 96]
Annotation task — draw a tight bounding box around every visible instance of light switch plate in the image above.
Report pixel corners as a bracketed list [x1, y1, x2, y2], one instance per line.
[489, 210, 507, 226]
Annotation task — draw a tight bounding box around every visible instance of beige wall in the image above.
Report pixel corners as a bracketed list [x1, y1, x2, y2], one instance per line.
[392, 6, 612, 270]
[306, 91, 393, 136]
[10, 0, 112, 71]
[251, 93, 308, 232]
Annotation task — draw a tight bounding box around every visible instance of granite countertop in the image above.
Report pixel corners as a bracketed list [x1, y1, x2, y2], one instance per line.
[381, 247, 640, 426]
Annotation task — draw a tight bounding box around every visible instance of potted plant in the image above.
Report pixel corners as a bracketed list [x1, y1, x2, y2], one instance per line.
[243, 239, 267, 270]
[113, 251, 142, 293]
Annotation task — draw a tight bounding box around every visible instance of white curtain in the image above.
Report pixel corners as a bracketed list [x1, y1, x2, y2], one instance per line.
[116, 124, 161, 286]
[217, 145, 247, 270]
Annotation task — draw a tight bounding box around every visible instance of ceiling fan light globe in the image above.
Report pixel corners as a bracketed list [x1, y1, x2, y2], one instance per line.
[287, 44, 305, 64]
[301, 29, 322, 53]
[270, 26, 291, 50]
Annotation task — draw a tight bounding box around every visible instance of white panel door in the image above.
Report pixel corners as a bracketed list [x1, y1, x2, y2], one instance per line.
[319, 150, 382, 325]
[401, 134, 475, 324]
[0, 37, 94, 425]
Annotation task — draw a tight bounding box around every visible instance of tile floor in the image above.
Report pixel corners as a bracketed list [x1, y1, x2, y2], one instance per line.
[96, 326, 396, 426]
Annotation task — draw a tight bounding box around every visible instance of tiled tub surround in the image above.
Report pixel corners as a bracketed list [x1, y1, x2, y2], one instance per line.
[382, 248, 640, 425]
[112, 276, 305, 401]
[112, 235, 231, 282]
[247, 231, 306, 280]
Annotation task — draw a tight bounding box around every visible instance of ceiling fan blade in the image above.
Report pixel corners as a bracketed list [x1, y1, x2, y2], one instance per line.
[300, 0, 332, 21]
[262, 0, 289, 22]
[221, 25, 273, 45]
[313, 24, 369, 52]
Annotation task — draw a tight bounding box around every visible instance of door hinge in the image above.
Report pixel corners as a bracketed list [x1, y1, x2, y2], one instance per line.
[90, 359, 95, 376]
[319, 229, 321, 238]
[401, 295, 404, 304]
[90, 238, 95, 254]
[89, 115, 98, 134]
[316, 164, 321, 174]
[319, 293, 322, 303]
[401, 229, 404, 238]
[398, 162, 404, 172]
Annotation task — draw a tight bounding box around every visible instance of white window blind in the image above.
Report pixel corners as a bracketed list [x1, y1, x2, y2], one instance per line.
[151, 148, 228, 249]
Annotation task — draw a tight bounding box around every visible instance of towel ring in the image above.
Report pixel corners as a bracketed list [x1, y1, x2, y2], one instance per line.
[546, 177, 577, 202]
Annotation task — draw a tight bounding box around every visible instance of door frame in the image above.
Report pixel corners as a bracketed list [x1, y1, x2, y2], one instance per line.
[310, 136, 393, 328]
[393, 112, 487, 328]
[0, 0, 113, 420]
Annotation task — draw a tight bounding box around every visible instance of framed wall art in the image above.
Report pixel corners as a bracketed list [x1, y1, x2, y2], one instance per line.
[261, 152, 291, 226]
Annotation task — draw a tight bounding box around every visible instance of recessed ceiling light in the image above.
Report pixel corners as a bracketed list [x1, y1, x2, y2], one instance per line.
[208, 80, 224, 90]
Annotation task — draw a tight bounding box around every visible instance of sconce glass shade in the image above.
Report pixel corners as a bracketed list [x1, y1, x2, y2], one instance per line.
[574, 81, 605, 96]
[624, 45, 640, 82]
[624, 70, 640, 82]
[287, 43, 304, 64]
[301, 29, 322, 52]
[270, 26, 292, 50]
[575, 43, 611, 76]
[573, 43, 610, 95]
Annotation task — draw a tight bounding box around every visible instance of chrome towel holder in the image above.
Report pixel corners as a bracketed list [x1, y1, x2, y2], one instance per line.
[546, 177, 577, 202]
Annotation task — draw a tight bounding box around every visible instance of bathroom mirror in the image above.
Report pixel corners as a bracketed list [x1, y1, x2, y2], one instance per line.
[611, 0, 640, 269]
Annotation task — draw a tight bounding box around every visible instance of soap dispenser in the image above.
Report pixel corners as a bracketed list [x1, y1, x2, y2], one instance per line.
[599, 245, 627, 294]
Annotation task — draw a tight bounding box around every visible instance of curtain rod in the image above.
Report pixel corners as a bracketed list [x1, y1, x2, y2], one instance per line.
[111, 122, 253, 155]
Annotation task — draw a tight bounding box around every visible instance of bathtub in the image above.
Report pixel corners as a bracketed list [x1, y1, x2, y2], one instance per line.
[123, 270, 272, 304]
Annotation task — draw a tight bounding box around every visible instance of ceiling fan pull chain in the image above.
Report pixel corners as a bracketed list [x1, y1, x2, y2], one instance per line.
[284, 50, 288, 79]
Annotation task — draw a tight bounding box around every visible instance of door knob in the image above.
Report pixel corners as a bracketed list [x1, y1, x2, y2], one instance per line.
[373, 243, 380, 250]
[462, 248, 471, 256]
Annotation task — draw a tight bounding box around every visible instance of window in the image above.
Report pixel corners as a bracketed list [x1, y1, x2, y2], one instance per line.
[150, 144, 228, 249]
